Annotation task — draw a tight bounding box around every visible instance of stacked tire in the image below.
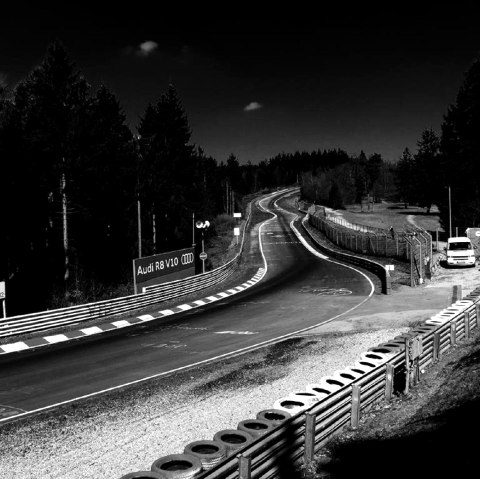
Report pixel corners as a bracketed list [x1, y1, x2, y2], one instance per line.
[183, 440, 227, 471]
[150, 454, 202, 478]
[213, 429, 253, 456]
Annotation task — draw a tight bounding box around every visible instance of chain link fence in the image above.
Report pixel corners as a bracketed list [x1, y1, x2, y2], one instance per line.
[303, 203, 433, 287]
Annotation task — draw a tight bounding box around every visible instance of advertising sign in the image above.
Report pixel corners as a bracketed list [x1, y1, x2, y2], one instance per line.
[133, 247, 195, 294]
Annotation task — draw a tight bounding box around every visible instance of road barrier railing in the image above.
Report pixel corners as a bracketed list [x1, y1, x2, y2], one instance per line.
[124, 289, 480, 479]
[300, 214, 392, 294]
[0, 198, 258, 339]
[0, 259, 240, 338]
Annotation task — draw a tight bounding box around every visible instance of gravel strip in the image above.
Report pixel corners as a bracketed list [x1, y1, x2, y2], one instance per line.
[0, 328, 408, 479]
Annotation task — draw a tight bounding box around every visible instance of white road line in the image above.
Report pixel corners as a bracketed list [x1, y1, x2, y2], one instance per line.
[80, 326, 103, 335]
[215, 331, 258, 335]
[177, 304, 193, 311]
[0, 342, 29, 353]
[44, 334, 69, 344]
[112, 320, 131, 328]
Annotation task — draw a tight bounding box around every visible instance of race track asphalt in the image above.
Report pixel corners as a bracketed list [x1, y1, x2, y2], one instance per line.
[0, 190, 374, 419]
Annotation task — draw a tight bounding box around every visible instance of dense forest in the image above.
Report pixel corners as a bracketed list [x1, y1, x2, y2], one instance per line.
[1, 41, 479, 315]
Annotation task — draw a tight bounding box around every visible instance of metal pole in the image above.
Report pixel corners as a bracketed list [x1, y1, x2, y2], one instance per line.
[137, 198, 142, 258]
[448, 186, 452, 238]
[192, 212, 195, 246]
[152, 209, 156, 254]
[62, 170, 69, 290]
[202, 236, 205, 274]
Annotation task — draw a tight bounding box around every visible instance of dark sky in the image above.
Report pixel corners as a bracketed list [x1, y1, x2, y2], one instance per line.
[2, 5, 480, 164]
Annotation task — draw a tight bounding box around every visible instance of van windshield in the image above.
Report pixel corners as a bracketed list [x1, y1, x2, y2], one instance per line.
[448, 242, 472, 251]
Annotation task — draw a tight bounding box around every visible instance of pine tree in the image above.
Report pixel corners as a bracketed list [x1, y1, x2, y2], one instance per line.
[440, 56, 480, 230]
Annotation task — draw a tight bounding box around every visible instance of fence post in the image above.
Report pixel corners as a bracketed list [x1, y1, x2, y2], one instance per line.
[238, 454, 251, 479]
[351, 384, 361, 428]
[464, 311, 470, 340]
[433, 331, 441, 362]
[304, 413, 316, 466]
[450, 322, 457, 347]
[452, 284, 462, 302]
[385, 363, 394, 401]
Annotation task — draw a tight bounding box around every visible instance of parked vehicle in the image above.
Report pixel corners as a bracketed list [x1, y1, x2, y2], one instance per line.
[445, 236, 476, 267]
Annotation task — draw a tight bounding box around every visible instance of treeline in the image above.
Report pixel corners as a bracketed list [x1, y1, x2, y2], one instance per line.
[0, 42, 362, 314]
[2, 41, 479, 314]
[300, 53, 480, 240]
[395, 55, 480, 234]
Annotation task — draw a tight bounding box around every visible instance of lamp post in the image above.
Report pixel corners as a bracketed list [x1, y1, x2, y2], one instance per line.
[448, 185, 452, 238]
[195, 220, 210, 273]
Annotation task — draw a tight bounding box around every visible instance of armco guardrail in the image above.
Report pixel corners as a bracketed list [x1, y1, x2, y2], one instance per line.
[0, 262, 238, 338]
[123, 289, 480, 478]
[0, 199, 257, 339]
[301, 214, 391, 294]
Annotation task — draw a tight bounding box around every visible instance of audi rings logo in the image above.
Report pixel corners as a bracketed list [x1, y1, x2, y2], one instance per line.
[181, 252, 194, 265]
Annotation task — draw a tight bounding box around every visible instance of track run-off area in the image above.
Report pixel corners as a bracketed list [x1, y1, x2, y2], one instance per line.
[0, 188, 374, 423]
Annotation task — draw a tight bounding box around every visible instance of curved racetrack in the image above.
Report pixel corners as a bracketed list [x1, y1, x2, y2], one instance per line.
[0, 189, 374, 422]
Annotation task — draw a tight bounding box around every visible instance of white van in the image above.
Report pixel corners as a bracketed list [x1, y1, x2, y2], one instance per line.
[445, 237, 476, 267]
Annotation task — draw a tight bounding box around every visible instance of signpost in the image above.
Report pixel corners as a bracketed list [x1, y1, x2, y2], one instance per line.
[196, 220, 210, 274]
[199, 251, 207, 272]
[0, 281, 5, 318]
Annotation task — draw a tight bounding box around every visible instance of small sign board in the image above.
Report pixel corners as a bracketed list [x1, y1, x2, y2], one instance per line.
[133, 248, 195, 294]
[385, 265, 395, 271]
[199, 252, 207, 260]
[0, 281, 5, 299]
[407, 336, 423, 361]
[233, 212, 242, 218]
[234, 227, 240, 236]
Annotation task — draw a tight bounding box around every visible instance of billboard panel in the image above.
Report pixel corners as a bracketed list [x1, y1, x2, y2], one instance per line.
[133, 247, 195, 294]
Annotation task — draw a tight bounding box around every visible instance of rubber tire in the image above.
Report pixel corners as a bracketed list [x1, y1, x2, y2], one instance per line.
[119, 472, 168, 479]
[183, 440, 227, 471]
[151, 453, 202, 479]
[237, 418, 274, 438]
[213, 429, 253, 456]
[256, 409, 291, 426]
[272, 397, 309, 415]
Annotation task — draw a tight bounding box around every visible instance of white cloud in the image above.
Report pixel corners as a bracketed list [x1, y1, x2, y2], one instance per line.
[244, 101, 263, 112]
[138, 40, 158, 56]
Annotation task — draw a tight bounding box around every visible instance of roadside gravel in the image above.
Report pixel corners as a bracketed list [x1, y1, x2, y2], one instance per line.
[0, 328, 410, 479]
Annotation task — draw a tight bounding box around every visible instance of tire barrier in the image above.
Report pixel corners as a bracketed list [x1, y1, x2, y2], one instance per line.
[115, 285, 480, 479]
[411, 324, 438, 337]
[369, 342, 405, 353]
[272, 397, 310, 415]
[353, 359, 378, 371]
[285, 391, 321, 406]
[256, 409, 291, 426]
[359, 351, 393, 365]
[150, 453, 202, 479]
[333, 367, 367, 382]
[119, 472, 168, 479]
[305, 383, 335, 398]
[237, 418, 274, 438]
[183, 440, 227, 471]
[212, 429, 253, 456]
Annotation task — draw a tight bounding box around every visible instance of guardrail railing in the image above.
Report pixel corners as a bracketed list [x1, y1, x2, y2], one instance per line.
[122, 288, 480, 478]
[0, 199, 257, 339]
